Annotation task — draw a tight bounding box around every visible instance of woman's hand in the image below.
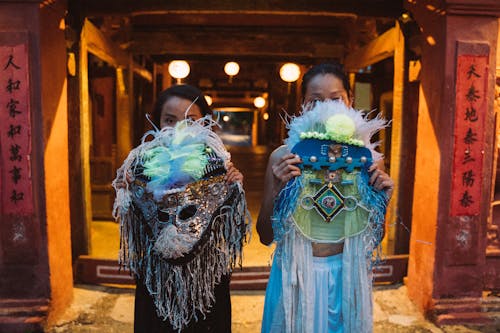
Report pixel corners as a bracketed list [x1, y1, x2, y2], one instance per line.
[368, 163, 394, 199]
[271, 153, 302, 196]
[114, 170, 134, 189]
[225, 161, 244, 184]
[257, 146, 300, 245]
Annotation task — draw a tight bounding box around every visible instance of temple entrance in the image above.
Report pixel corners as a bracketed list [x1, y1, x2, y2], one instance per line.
[68, 7, 415, 282]
[4, 2, 500, 332]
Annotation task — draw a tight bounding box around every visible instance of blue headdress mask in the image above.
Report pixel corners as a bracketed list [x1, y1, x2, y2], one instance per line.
[273, 100, 389, 246]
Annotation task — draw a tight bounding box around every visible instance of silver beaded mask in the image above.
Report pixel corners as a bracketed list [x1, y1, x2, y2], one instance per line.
[113, 117, 250, 330]
[130, 172, 243, 263]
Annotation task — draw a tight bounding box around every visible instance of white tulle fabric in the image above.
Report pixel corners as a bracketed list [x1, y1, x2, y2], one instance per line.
[262, 225, 374, 333]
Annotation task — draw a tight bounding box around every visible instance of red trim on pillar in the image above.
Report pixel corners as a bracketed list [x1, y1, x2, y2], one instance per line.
[447, 42, 490, 268]
[0, 38, 38, 265]
[450, 52, 488, 216]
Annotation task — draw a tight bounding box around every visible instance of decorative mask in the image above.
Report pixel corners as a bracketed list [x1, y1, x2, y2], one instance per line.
[273, 100, 388, 244]
[113, 117, 251, 330]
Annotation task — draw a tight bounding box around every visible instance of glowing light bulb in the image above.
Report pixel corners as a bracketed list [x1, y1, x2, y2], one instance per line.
[254, 96, 266, 108]
[279, 63, 300, 82]
[204, 95, 213, 106]
[224, 62, 240, 76]
[168, 60, 190, 79]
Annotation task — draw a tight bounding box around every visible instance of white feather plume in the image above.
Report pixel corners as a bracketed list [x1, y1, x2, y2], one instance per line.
[284, 100, 388, 161]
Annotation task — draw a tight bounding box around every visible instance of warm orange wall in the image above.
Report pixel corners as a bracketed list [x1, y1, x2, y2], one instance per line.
[39, 0, 73, 324]
[407, 86, 439, 312]
[405, 0, 447, 313]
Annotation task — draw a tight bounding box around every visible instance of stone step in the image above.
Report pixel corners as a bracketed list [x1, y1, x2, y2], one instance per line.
[0, 298, 48, 332]
[0, 305, 49, 317]
[0, 298, 49, 317]
[482, 296, 500, 307]
[0, 299, 48, 307]
[231, 267, 269, 289]
[0, 315, 45, 324]
[0, 317, 44, 333]
[0, 315, 45, 333]
[230, 279, 268, 290]
[436, 311, 500, 326]
[434, 297, 500, 314]
[231, 272, 270, 281]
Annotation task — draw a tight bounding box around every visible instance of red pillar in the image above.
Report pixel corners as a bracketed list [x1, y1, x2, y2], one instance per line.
[405, 0, 500, 325]
[0, 1, 72, 332]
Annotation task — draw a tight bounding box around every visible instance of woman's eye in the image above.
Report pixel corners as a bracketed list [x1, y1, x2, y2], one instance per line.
[323, 97, 340, 103]
[311, 99, 322, 106]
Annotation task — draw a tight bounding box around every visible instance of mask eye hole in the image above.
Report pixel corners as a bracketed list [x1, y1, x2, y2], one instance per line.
[157, 209, 170, 222]
[178, 204, 198, 220]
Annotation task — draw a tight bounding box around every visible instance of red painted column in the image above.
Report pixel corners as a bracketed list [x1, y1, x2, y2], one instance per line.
[405, 0, 500, 325]
[0, 0, 48, 298]
[0, 1, 72, 331]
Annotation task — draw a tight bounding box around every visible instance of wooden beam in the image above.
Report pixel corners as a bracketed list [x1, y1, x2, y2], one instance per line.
[152, 53, 338, 64]
[130, 11, 356, 27]
[82, 0, 403, 18]
[386, 22, 405, 254]
[79, 21, 94, 254]
[344, 26, 397, 72]
[132, 63, 152, 82]
[83, 19, 153, 82]
[445, 0, 500, 16]
[497, 21, 500, 77]
[83, 18, 128, 67]
[128, 29, 346, 59]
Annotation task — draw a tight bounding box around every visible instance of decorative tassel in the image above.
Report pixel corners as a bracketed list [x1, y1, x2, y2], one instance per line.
[112, 116, 251, 331]
[271, 176, 303, 245]
[357, 169, 388, 263]
[117, 184, 249, 331]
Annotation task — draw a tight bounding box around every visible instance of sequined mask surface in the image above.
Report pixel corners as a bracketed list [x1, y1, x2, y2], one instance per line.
[130, 173, 237, 263]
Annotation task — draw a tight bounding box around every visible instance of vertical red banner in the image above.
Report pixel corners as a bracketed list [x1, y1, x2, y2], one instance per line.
[450, 54, 488, 216]
[0, 43, 33, 216]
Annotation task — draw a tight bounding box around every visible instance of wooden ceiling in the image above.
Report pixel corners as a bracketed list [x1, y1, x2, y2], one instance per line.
[81, 0, 403, 18]
[73, 0, 403, 107]
[79, 0, 402, 60]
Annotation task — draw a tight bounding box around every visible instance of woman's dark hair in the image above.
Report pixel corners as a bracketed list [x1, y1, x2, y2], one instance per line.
[300, 63, 351, 98]
[152, 84, 212, 127]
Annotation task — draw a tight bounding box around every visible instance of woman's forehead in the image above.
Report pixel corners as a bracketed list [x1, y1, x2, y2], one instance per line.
[162, 96, 202, 116]
[306, 74, 346, 94]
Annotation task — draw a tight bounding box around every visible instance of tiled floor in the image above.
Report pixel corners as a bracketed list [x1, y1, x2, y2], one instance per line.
[48, 283, 499, 333]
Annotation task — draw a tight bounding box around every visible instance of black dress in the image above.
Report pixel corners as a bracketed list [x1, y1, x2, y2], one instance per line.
[134, 274, 232, 333]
